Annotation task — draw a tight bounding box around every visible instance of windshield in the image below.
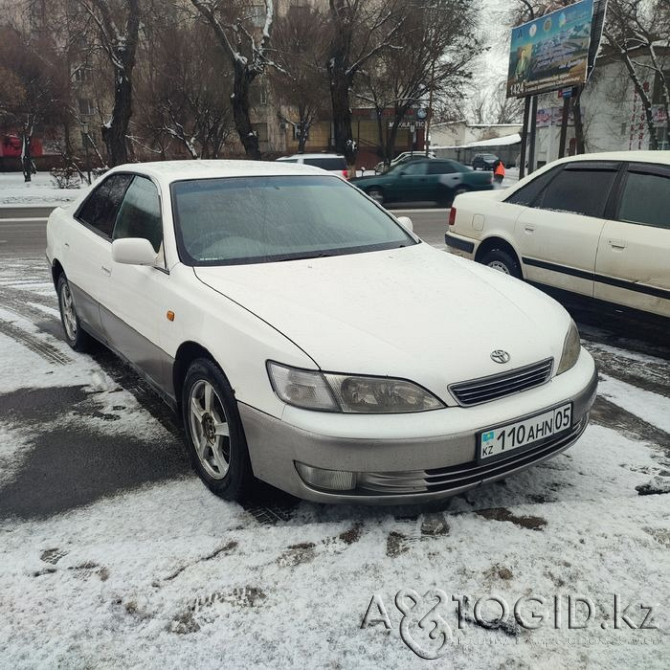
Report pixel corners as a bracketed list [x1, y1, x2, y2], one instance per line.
[171, 175, 416, 266]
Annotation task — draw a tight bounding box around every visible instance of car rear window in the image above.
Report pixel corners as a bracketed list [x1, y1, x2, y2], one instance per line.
[303, 157, 347, 171]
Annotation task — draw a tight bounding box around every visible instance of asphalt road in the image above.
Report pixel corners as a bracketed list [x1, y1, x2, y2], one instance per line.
[0, 205, 450, 252]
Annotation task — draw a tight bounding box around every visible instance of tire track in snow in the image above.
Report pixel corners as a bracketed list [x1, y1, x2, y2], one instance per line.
[0, 319, 71, 366]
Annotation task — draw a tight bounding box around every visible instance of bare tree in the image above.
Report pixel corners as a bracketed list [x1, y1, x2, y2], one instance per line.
[269, 5, 329, 153]
[191, 0, 276, 160]
[77, 0, 140, 166]
[326, 0, 406, 165]
[603, 0, 670, 150]
[0, 26, 68, 180]
[136, 5, 234, 159]
[359, 0, 481, 165]
[465, 80, 525, 125]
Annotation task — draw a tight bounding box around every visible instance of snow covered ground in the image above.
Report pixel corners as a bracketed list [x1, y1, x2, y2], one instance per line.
[0, 237, 669, 668]
[0, 172, 86, 206]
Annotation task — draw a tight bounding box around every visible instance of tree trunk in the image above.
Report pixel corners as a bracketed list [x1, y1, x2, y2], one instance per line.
[384, 120, 401, 165]
[232, 63, 260, 160]
[297, 130, 307, 153]
[329, 69, 356, 164]
[21, 131, 32, 182]
[620, 49, 659, 150]
[105, 70, 133, 166]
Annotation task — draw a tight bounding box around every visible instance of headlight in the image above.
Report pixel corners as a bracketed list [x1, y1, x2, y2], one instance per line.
[556, 320, 581, 375]
[267, 362, 444, 413]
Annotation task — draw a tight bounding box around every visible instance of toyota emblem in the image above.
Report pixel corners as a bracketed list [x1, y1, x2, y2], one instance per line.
[491, 350, 511, 364]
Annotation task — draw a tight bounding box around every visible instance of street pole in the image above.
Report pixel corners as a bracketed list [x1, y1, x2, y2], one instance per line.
[529, 95, 538, 172]
[82, 121, 91, 185]
[517, 0, 536, 174]
[519, 97, 530, 178]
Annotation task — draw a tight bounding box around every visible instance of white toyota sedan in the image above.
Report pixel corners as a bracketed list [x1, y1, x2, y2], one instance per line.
[446, 151, 670, 320]
[46, 161, 597, 504]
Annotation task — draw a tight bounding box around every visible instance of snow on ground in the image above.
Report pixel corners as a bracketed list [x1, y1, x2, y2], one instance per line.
[0, 172, 86, 206]
[0, 254, 669, 668]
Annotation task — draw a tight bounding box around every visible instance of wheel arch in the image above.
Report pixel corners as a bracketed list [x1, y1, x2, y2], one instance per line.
[173, 341, 221, 413]
[51, 259, 65, 288]
[474, 237, 523, 278]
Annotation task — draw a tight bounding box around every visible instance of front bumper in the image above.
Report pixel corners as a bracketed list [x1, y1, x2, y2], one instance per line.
[240, 352, 598, 504]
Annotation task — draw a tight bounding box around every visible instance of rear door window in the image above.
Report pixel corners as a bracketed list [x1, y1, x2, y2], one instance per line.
[534, 163, 618, 217]
[428, 162, 457, 175]
[617, 165, 670, 229]
[77, 174, 134, 238]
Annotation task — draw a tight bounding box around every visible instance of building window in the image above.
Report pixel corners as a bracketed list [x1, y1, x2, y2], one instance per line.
[73, 67, 91, 84]
[78, 98, 96, 116]
[652, 71, 670, 105]
[249, 4, 265, 28]
[252, 123, 269, 143]
[250, 81, 267, 107]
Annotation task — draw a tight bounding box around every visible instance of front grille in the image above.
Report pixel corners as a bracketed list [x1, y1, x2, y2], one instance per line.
[449, 358, 554, 406]
[356, 417, 586, 495]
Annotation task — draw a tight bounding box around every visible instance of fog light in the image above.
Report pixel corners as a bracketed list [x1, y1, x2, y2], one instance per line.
[295, 462, 357, 491]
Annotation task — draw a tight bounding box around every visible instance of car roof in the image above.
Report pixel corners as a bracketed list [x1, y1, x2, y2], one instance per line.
[103, 159, 334, 184]
[552, 150, 670, 166]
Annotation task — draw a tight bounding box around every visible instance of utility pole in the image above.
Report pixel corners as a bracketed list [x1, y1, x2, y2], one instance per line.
[517, 0, 537, 176]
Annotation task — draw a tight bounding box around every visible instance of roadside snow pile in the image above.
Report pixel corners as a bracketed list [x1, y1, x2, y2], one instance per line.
[0, 172, 84, 205]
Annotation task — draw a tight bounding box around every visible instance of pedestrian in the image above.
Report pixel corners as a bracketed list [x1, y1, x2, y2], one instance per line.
[493, 159, 505, 185]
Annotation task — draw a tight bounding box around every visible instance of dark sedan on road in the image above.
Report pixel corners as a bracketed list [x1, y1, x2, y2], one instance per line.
[472, 153, 499, 170]
[352, 159, 493, 206]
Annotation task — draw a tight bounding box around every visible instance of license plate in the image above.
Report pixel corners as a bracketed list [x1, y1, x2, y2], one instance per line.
[479, 404, 572, 460]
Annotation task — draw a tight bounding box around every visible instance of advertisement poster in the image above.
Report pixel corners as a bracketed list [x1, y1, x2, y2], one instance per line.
[507, 0, 595, 98]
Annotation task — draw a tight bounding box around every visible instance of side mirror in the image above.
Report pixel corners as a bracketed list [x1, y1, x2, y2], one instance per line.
[396, 216, 413, 232]
[112, 238, 158, 266]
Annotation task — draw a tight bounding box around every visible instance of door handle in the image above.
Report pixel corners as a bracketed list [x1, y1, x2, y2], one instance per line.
[101, 266, 111, 275]
[64, 242, 70, 248]
[608, 239, 626, 250]
[524, 225, 535, 233]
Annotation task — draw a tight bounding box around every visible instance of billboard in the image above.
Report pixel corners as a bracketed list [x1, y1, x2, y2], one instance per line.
[507, 0, 595, 98]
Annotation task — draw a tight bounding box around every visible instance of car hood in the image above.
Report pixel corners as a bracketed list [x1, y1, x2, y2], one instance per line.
[194, 244, 570, 399]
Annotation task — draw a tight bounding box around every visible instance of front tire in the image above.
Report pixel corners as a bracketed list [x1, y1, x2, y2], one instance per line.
[367, 187, 385, 205]
[479, 248, 522, 279]
[57, 274, 91, 351]
[182, 358, 253, 501]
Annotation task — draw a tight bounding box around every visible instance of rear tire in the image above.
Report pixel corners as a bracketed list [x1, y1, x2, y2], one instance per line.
[182, 358, 253, 501]
[57, 274, 92, 352]
[479, 248, 522, 279]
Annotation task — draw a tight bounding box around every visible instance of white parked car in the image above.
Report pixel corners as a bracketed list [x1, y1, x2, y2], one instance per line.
[446, 151, 670, 319]
[276, 153, 348, 178]
[46, 161, 597, 504]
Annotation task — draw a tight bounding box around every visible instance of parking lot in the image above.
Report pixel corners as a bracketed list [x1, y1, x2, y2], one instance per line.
[0, 212, 669, 668]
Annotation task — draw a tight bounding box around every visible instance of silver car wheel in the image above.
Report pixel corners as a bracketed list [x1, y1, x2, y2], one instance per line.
[188, 379, 231, 480]
[60, 281, 77, 341]
[488, 260, 511, 275]
[368, 188, 384, 204]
